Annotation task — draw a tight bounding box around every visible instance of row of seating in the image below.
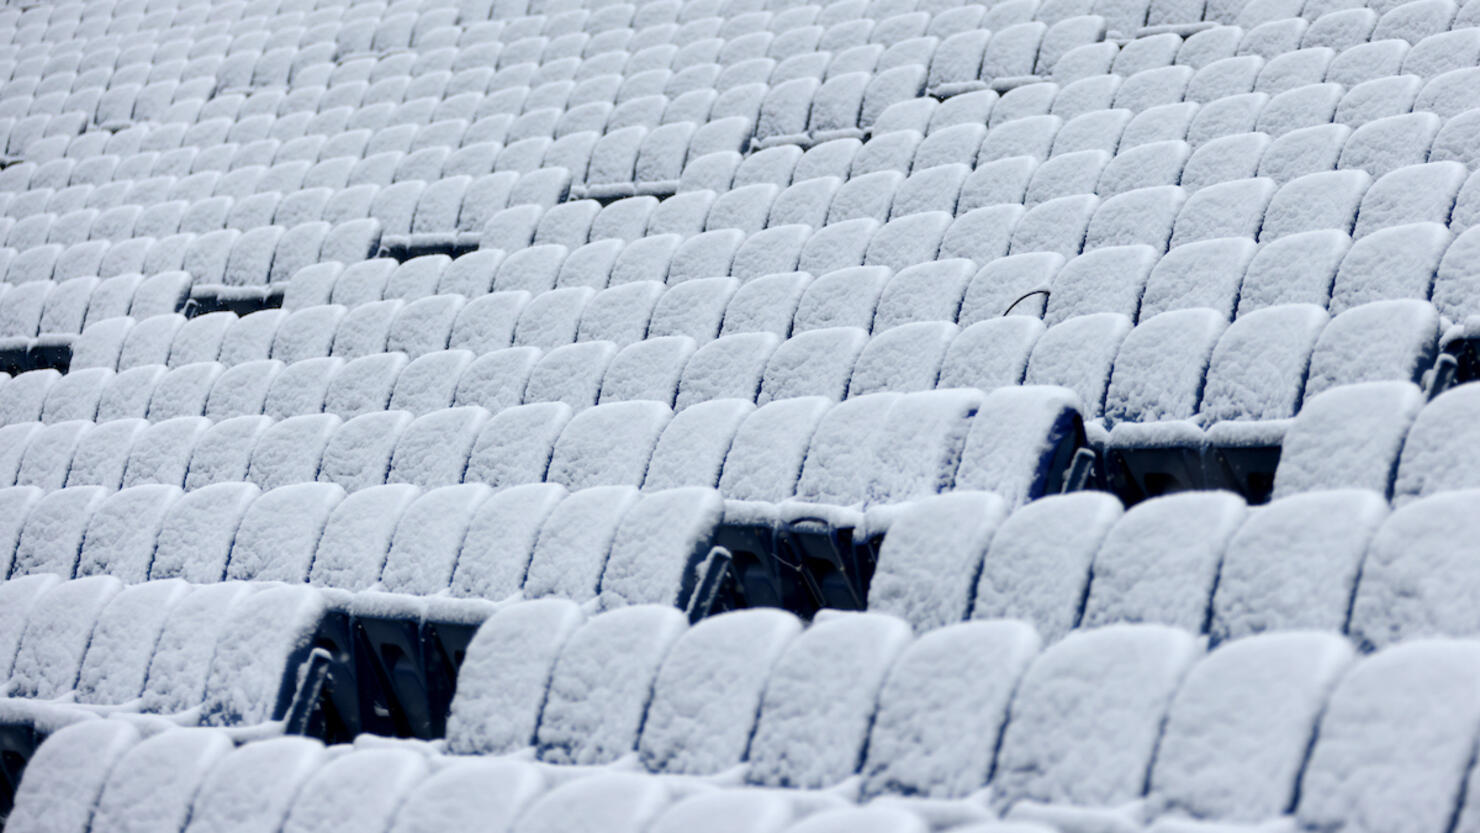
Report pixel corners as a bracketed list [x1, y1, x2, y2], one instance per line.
[15, 613, 1475, 833]
[0, 386, 1083, 507]
[869, 485, 1473, 650]
[29, 296, 1436, 435]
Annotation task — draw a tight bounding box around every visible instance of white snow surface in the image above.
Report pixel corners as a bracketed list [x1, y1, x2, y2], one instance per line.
[199, 584, 326, 726]
[91, 728, 235, 833]
[512, 772, 669, 833]
[9, 575, 123, 699]
[1081, 491, 1247, 631]
[991, 624, 1200, 811]
[973, 492, 1125, 642]
[380, 484, 492, 595]
[599, 487, 725, 609]
[867, 492, 1006, 631]
[225, 482, 345, 584]
[280, 749, 429, 833]
[446, 598, 585, 755]
[1392, 383, 1480, 504]
[536, 604, 688, 765]
[639, 608, 803, 775]
[75, 485, 181, 584]
[1149, 632, 1355, 823]
[862, 619, 1041, 800]
[1212, 489, 1389, 642]
[1272, 381, 1423, 498]
[1297, 640, 1480, 833]
[74, 579, 189, 706]
[746, 612, 913, 789]
[309, 485, 422, 592]
[183, 736, 328, 833]
[5, 721, 140, 833]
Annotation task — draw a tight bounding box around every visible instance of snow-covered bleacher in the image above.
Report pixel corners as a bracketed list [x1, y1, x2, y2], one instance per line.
[2, 0, 1480, 827]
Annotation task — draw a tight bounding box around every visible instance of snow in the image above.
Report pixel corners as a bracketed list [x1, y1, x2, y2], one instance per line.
[599, 487, 723, 609]
[389, 760, 545, 833]
[8, 574, 122, 699]
[15, 420, 88, 491]
[199, 583, 327, 726]
[524, 341, 617, 410]
[1105, 309, 1228, 425]
[512, 772, 669, 833]
[1236, 230, 1350, 314]
[1259, 169, 1370, 240]
[1200, 304, 1328, 423]
[730, 225, 811, 281]
[258, 357, 338, 421]
[5, 721, 140, 833]
[954, 386, 1084, 506]
[545, 401, 671, 490]
[310, 484, 421, 592]
[721, 272, 811, 338]
[323, 352, 407, 419]
[1297, 640, 1480, 833]
[1329, 223, 1451, 314]
[867, 492, 1007, 630]
[1141, 238, 1255, 320]
[790, 393, 898, 507]
[1081, 492, 1248, 631]
[0, 370, 59, 426]
[1007, 193, 1099, 258]
[91, 728, 234, 833]
[874, 259, 976, 330]
[644, 399, 755, 490]
[280, 749, 429, 833]
[786, 807, 929, 833]
[226, 482, 344, 583]
[648, 277, 738, 341]
[577, 282, 664, 348]
[973, 492, 1125, 642]
[791, 266, 889, 334]
[1304, 299, 1438, 401]
[1211, 489, 1389, 642]
[464, 402, 573, 489]
[147, 362, 224, 421]
[1348, 490, 1480, 649]
[12, 485, 107, 578]
[800, 219, 881, 275]
[316, 410, 412, 493]
[758, 327, 868, 404]
[139, 582, 255, 715]
[1436, 227, 1480, 321]
[523, 485, 640, 602]
[848, 322, 955, 396]
[452, 349, 534, 414]
[991, 624, 1200, 811]
[380, 484, 492, 595]
[537, 604, 687, 764]
[862, 619, 1041, 800]
[1149, 632, 1355, 823]
[648, 791, 794, 833]
[245, 413, 339, 491]
[631, 607, 800, 775]
[74, 484, 181, 584]
[1024, 313, 1132, 416]
[386, 406, 489, 489]
[747, 612, 912, 788]
[770, 177, 843, 228]
[331, 299, 402, 360]
[1043, 245, 1157, 327]
[204, 360, 283, 421]
[215, 310, 284, 368]
[445, 598, 585, 755]
[150, 483, 260, 584]
[1272, 381, 1423, 499]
